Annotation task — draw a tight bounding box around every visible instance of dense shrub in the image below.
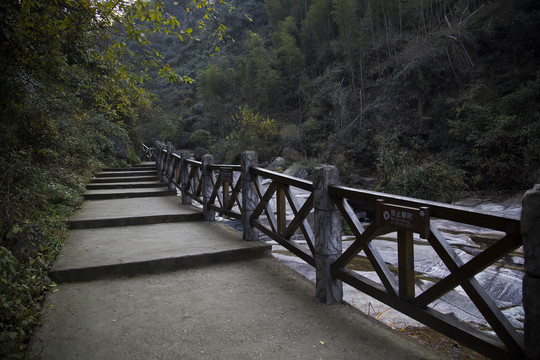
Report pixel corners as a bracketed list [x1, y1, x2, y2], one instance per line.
[216, 106, 279, 162]
[189, 129, 214, 149]
[377, 161, 468, 203]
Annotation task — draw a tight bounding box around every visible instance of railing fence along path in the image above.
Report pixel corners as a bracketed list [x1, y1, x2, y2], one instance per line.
[147, 140, 539, 360]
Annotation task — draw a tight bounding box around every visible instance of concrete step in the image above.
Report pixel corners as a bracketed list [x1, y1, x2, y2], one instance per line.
[49, 222, 271, 283]
[94, 170, 157, 178]
[90, 176, 160, 183]
[86, 181, 165, 190]
[69, 213, 203, 230]
[83, 188, 176, 200]
[102, 166, 156, 172]
[68, 197, 203, 229]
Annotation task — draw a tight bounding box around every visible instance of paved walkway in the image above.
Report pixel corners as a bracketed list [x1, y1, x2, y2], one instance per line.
[28, 163, 448, 360]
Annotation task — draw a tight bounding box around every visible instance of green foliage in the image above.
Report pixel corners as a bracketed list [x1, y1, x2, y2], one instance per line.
[274, 17, 304, 76]
[0, 0, 234, 357]
[302, 0, 335, 44]
[145, 0, 539, 198]
[378, 161, 469, 203]
[373, 132, 468, 202]
[189, 129, 213, 149]
[142, 112, 179, 143]
[279, 123, 303, 149]
[197, 62, 237, 137]
[448, 75, 540, 189]
[246, 33, 284, 111]
[221, 105, 279, 161]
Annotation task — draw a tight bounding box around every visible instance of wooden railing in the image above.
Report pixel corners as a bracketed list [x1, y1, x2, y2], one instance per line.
[250, 166, 316, 266]
[328, 186, 523, 359]
[148, 141, 536, 360]
[207, 163, 243, 220]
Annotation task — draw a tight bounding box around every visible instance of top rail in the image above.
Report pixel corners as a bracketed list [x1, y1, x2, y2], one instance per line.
[329, 185, 521, 234]
[250, 166, 313, 191]
[185, 158, 202, 166]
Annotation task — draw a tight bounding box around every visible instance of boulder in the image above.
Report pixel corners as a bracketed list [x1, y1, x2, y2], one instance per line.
[350, 174, 362, 185]
[194, 147, 209, 161]
[283, 163, 309, 179]
[268, 157, 286, 171]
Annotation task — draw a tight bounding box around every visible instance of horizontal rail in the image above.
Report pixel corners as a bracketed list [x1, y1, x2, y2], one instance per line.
[141, 143, 155, 160]
[185, 158, 202, 166]
[207, 164, 241, 171]
[250, 166, 313, 191]
[209, 205, 242, 220]
[329, 185, 521, 234]
[251, 218, 315, 266]
[207, 164, 242, 219]
[332, 266, 510, 358]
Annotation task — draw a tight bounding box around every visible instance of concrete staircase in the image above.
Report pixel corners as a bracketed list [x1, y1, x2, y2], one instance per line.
[49, 162, 270, 283]
[83, 163, 175, 200]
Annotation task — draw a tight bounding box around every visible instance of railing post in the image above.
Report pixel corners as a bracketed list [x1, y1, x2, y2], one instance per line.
[522, 184, 540, 360]
[313, 165, 343, 304]
[154, 140, 164, 179]
[201, 154, 215, 222]
[179, 151, 192, 205]
[241, 151, 259, 241]
[166, 143, 176, 191]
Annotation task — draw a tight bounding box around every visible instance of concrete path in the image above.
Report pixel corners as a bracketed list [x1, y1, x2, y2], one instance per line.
[28, 163, 448, 360]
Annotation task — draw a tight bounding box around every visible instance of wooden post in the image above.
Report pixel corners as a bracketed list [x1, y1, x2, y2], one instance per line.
[313, 165, 343, 304]
[180, 151, 192, 205]
[522, 184, 540, 360]
[223, 178, 230, 210]
[201, 154, 215, 222]
[276, 184, 286, 236]
[241, 151, 259, 241]
[398, 230, 415, 299]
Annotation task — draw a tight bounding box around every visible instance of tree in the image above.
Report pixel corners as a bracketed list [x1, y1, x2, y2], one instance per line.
[225, 105, 279, 161]
[239, 33, 284, 113]
[301, 0, 336, 46]
[197, 62, 237, 137]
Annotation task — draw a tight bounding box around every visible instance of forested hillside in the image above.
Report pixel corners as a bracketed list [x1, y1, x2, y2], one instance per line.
[144, 0, 540, 202]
